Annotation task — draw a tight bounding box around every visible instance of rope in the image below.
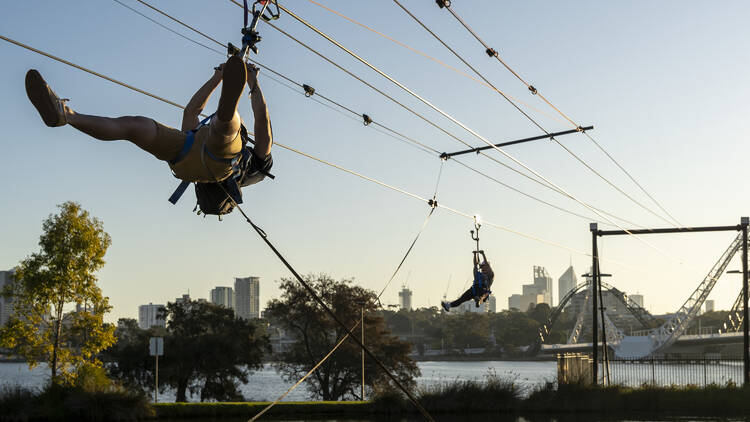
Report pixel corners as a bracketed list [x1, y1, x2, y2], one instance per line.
[391, 0, 673, 230]
[129, 0, 651, 230]
[440, 2, 682, 227]
[0, 31, 644, 256]
[254, 163, 444, 420]
[273, 2, 680, 261]
[306, 0, 569, 127]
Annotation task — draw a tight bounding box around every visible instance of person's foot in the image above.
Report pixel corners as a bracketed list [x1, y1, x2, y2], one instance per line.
[441, 301, 450, 312]
[25, 69, 68, 127]
[217, 55, 246, 122]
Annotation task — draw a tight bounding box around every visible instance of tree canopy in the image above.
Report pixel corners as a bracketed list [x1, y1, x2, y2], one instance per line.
[266, 274, 419, 401]
[105, 301, 269, 402]
[0, 201, 115, 384]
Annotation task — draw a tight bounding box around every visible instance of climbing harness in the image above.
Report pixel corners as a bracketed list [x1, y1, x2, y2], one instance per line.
[227, 0, 280, 58]
[167, 115, 274, 217]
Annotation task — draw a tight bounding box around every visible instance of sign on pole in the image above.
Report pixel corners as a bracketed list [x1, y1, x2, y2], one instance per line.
[149, 337, 164, 356]
[149, 337, 164, 404]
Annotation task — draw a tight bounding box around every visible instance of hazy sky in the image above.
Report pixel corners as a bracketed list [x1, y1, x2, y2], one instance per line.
[2, 1, 749, 323]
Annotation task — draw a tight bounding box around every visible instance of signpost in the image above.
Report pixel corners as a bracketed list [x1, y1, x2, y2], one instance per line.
[149, 337, 164, 403]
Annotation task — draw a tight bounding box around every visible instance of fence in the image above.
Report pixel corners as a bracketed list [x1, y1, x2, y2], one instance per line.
[559, 354, 743, 387]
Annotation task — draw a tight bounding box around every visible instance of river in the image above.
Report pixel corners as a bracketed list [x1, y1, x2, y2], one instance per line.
[0, 360, 555, 402]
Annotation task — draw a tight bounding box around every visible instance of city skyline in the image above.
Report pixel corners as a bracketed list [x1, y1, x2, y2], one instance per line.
[1, 1, 749, 322]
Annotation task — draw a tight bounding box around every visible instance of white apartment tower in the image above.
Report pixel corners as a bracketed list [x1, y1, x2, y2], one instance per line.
[235, 276, 260, 319]
[210, 286, 234, 309]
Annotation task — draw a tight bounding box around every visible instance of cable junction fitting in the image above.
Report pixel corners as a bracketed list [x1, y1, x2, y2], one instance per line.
[428, 198, 438, 208]
[528, 85, 538, 95]
[485, 47, 498, 58]
[303, 84, 315, 97]
[439, 152, 449, 161]
[435, 0, 450, 8]
[362, 113, 373, 126]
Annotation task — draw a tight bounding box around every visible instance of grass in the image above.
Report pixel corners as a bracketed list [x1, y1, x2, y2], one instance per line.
[0, 384, 153, 422]
[153, 401, 372, 419]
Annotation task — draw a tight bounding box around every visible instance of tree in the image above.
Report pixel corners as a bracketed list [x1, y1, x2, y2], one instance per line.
[0, 202, 115, 384]
[108, 300, 269, 402]
[266, 274, 419, 401]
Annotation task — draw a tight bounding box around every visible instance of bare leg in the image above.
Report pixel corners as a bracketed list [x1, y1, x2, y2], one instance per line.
[66, 108, 157, 150]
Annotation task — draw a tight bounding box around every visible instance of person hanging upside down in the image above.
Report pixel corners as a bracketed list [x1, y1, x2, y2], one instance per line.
[442, 251, 494, 312]
[24, 55, 273, 215]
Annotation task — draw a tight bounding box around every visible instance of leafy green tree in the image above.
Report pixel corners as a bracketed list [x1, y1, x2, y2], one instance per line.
[266, 274, 419, 401]
[106, 301, 269, 402]
[0, 202, 115, 384]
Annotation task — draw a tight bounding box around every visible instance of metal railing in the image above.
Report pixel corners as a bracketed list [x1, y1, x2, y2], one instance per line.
[607, 356, 742, 387]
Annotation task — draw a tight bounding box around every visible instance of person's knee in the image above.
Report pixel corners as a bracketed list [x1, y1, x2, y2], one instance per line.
[119, 116, 156, 144]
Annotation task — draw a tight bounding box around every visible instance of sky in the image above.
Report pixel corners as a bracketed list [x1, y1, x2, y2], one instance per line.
[1, 1, 750, 323]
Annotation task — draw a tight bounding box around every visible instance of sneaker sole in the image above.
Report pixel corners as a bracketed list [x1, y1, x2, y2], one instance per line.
[25, 69, 62, 127]
[217, 56, 246, 122]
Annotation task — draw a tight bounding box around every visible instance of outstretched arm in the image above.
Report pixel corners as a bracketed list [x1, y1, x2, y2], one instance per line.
[247, 65, 273, 158]
[181, 65, 223, 132]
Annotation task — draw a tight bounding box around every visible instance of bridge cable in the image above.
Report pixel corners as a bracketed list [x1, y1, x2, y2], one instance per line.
[438, 1, 683, 228]
[112, 0, 643, 230]
[126, 0, 650, 230]
[262, 2, 681, 261]
[390, 0, 678, 229]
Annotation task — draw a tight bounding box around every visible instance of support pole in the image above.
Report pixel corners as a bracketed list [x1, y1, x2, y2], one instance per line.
[742, 216, 749, 386]
[590, 223, 599, 385]
[361, 305, 365, 401]
[596, 259, 610, 385]
[154, 354, 159, 403]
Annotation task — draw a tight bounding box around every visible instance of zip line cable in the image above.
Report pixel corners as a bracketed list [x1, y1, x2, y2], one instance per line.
[266, 3, 680, 261]
[254, 163, 444, 421]
[437, 1, 682, 227]
[388, 0, 678, 229]
[108, 0, 631, 229]
[0, 33, 600, 258]
[305, 0, 569, 127]
[124, 0, 647, 230]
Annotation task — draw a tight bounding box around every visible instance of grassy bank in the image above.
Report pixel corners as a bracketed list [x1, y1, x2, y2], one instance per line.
[0, 384, 153, 422]
[154, 401, 372, 419]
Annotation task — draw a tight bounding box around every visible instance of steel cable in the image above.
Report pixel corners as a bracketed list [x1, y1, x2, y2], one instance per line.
[271, 2, 680, 260]
[440, 2, 682, 227]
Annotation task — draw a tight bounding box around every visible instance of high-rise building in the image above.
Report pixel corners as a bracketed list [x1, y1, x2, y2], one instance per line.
[630, 294, 644, 308]
[210, 286, 234, 309]
[705, 299, 715, 313]
[533, 266, 553, 305]
[0, 269, 16, 327]
[487, 294, 497, 313]
[175, 293, 190, 304]
[558, 265, 577, 306]
[398, 286, 412, 311]
[235, 276, 260, 319]
[138, 303, 166, 329]
[508, 266, 553, 312]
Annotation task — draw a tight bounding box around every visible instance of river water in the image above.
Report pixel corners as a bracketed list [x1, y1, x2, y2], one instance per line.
[0, 360, 555, 402]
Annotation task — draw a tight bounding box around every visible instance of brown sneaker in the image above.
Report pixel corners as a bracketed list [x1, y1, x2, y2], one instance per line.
[216, 55, 246, 122]
[25, 70, 68, 127]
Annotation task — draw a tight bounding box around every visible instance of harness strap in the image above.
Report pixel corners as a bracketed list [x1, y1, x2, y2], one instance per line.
[168, 181, 191, 205]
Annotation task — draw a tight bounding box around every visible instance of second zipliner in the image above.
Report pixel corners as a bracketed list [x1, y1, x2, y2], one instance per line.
[442, 216, 494, 312]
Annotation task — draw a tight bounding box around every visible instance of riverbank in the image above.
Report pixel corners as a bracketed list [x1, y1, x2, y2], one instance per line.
[151, 384, 750, 420]
[5, 382, 750, 421]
